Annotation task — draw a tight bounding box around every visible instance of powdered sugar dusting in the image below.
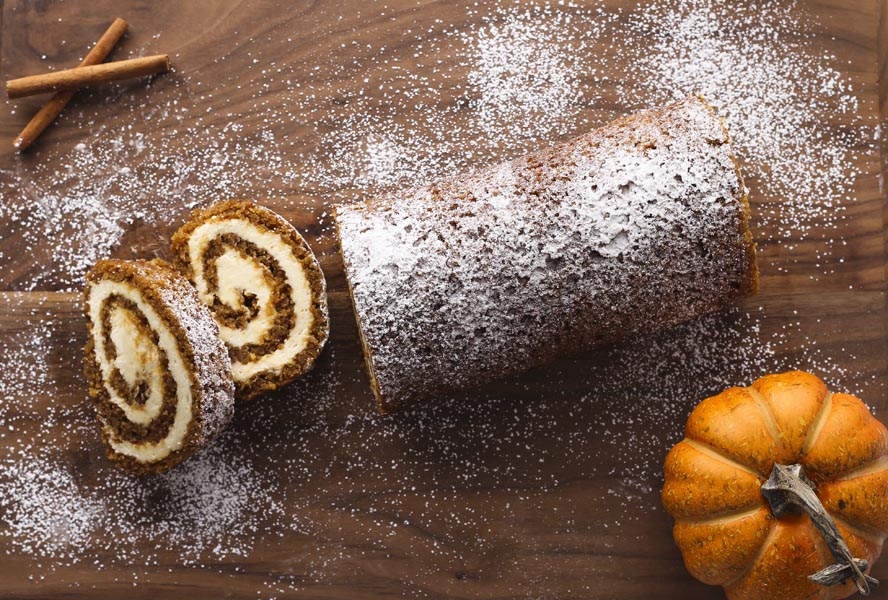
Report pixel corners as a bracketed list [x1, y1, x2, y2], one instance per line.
[0, 313, 55, 414]
[627, 0, 868, 271]
[297, 2, 616, 195]
[336, 96, 756, 407]
[0, 435, 289, 572]
[0, 1, 868, 289]
[582, 305, 877, 488]
[154, 263, 236, 441]
[1, 456, 104, 561]
[0, 120, 297, 291]
[464, 5, 598, 144]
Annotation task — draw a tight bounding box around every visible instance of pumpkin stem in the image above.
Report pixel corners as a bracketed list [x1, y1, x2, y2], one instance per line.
[761, 463, 878, 596]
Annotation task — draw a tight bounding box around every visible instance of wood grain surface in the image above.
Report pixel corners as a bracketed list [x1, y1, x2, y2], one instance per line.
[1, 0, 887, 598]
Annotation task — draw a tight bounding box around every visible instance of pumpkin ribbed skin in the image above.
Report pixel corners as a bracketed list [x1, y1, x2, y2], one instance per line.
[663, 371, 888, 600]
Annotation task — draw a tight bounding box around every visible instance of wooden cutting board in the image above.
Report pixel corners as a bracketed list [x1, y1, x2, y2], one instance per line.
[1, 0, 886, 598]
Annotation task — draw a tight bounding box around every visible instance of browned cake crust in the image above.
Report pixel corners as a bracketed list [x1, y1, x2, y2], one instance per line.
[83, 259, 235, 474]
[170, 200, 329, 400]
[335, 95, 759, 413]
[700, 95, 758, 294]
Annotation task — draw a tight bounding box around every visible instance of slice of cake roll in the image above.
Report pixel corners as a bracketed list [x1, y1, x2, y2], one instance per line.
[170, 200, 329, 400]
[83, 259, 235, 474]
[334, 95, 759, 412]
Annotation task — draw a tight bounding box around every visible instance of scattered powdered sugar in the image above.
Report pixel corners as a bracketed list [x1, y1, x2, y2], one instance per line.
[6, 301, 869, 586]
[627, 0, 869, 267]
[463, 5, 597, 144]
[0, 428, 292, 573]
[583, 305, 877, 489]
[1, 455, 104, 561]
[0, 315, 55, 412]
[0, 118, 297, 291]
[296, 2, 618, 195]
[298, 0, 872, 274]
[107, 436, 288, 564]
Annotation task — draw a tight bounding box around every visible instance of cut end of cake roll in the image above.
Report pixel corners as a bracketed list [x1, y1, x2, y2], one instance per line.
[83, 259, 235, 474]
[170, 200, 329, 400]
[333, 214, 388, 412]
[335, 95, 760, 413]
[695, 93, 759, 297]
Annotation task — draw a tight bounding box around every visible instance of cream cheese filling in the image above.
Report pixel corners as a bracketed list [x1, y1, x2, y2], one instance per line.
[89, 280, 194, 463]
[187, 218, 315, 381]
[213, 248, 274, 346]
[107, 305, 165, 424]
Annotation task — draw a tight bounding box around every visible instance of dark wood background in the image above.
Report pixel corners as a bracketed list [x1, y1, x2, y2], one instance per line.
[1, 0, 887, 598]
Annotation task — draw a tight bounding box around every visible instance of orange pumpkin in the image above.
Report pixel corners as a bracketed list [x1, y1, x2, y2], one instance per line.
[663, 371, 888, 599]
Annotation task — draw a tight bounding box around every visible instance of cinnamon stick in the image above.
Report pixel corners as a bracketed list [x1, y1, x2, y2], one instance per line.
[7, 54, 170, 100]
[13, 18, 129, 151]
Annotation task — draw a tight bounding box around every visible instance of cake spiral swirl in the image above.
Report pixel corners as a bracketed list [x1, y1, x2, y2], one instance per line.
[83, 259, 235, 473]
[171, 200, 329, 399]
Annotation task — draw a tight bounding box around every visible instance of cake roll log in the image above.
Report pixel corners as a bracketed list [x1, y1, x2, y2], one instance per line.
[334, 95, 758, 413]
[171, 200, 329, 400]
[83, 259, 235, 473]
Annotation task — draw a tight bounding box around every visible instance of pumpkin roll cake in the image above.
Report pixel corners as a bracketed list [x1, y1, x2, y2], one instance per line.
[171, 200, 329, 400]
[335, 95, 759, 412]
[83, 259, 235, 474]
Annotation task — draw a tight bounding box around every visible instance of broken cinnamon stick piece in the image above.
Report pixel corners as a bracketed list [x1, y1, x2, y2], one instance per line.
[13, 17, 129, 152]
[7, 54, 170, 100]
